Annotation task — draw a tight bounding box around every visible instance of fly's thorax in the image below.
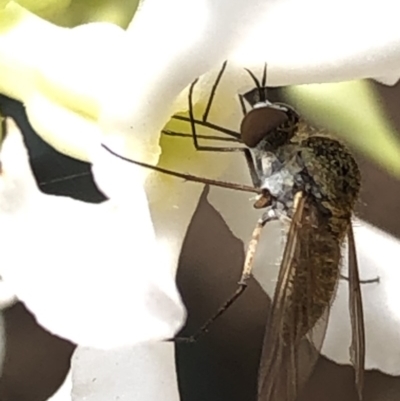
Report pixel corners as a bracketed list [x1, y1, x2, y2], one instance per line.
[296, 135, 361, 237]
[252, 134, 360, 239]
[252, 143, 308, 220]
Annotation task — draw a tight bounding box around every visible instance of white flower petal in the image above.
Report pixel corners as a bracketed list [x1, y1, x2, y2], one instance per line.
[92, 132, 208, 277]
[0, 1, 267, 161]
[25, 92, 101, 161]
[0, 276, 17, 309]
[0, 119, 185, 348]
[90, 142, 148, 200]
[230, 0, 400, 85]
[3, 0, 399, 164]
[374, 74, 400, 86]
[71, 343, 179, 401]
[31, 21, 128, 161]
[120, 0, 400, 97]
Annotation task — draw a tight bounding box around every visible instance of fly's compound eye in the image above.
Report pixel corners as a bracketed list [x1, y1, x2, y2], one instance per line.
[240, 106, 292, 148]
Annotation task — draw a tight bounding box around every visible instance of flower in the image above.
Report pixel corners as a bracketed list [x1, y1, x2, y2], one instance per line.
[0, 117, 186, 348]
[0, 116, 187, 401]
[1, 1, 400, 400]
[1, 0, 399, 162]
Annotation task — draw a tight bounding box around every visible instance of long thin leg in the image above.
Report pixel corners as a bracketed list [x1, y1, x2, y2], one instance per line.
[340, 274, 379, 284]
[185, 71, 261, 187]
[261, 63, 267, 88]
[163, 128, 260, 187]
[187, 79, 242, 152]
[172, 115, 240, 139]
[101, 144, 261, 195]
[244, 148, 261, 188]
[238, 94, 247, 116]
[202, 61, 228, 122]
[162, 129, 240, 143]
[175, 216, 269, 343]
[163, 128, 243, 153]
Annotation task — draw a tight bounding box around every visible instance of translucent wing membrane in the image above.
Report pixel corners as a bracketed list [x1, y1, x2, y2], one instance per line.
[258, 193, 341, 401]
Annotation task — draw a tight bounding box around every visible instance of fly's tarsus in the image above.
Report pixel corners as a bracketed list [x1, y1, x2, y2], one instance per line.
[168, 217, 267, 343]
[173, 282, 248, 344]
[340, 274, 380, 284]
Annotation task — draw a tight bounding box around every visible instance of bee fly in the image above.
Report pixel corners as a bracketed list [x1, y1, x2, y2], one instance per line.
[102, 62, 378, 401]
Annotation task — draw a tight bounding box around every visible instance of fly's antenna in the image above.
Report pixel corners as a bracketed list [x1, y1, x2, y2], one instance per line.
[244, 67, 266, 103]
[244, 68, 261, 92]
[261, 63, 267, 89]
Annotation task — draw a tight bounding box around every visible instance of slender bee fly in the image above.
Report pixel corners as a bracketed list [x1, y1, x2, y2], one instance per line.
[102, 61, 378, 401]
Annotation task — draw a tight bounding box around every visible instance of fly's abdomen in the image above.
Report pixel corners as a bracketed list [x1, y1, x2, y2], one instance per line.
[283, 207, 342, 344]
[280, 132, 360, 343]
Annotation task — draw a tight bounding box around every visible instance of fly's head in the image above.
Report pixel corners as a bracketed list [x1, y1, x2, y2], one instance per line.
[239, 66, 299, 151]
[240, 102, 299, 151]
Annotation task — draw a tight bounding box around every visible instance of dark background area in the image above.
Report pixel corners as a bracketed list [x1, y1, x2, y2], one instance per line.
[0, 80, 399, 401]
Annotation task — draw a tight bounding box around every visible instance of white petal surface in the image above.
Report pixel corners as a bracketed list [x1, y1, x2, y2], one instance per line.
[77, 136, 205, 401]
[0, 119, 185, 348]
[2, 1, 400, 162]
[0, 276, 17, 309]
[72, 343, 179, 401]
[230, 0, 400, 85]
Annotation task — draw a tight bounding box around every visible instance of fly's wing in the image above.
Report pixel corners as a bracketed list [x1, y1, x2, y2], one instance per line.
[257, 192, 306, 401]
[347, 223, 365, 400]
[258, 192, 341, 401]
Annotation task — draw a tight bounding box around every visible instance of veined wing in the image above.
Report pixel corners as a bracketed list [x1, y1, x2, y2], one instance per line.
[258, 192, 341, 401]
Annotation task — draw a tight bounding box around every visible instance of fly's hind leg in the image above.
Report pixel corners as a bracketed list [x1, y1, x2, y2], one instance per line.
[173, 212, 274, 344]
[340, 274, 380, 284]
